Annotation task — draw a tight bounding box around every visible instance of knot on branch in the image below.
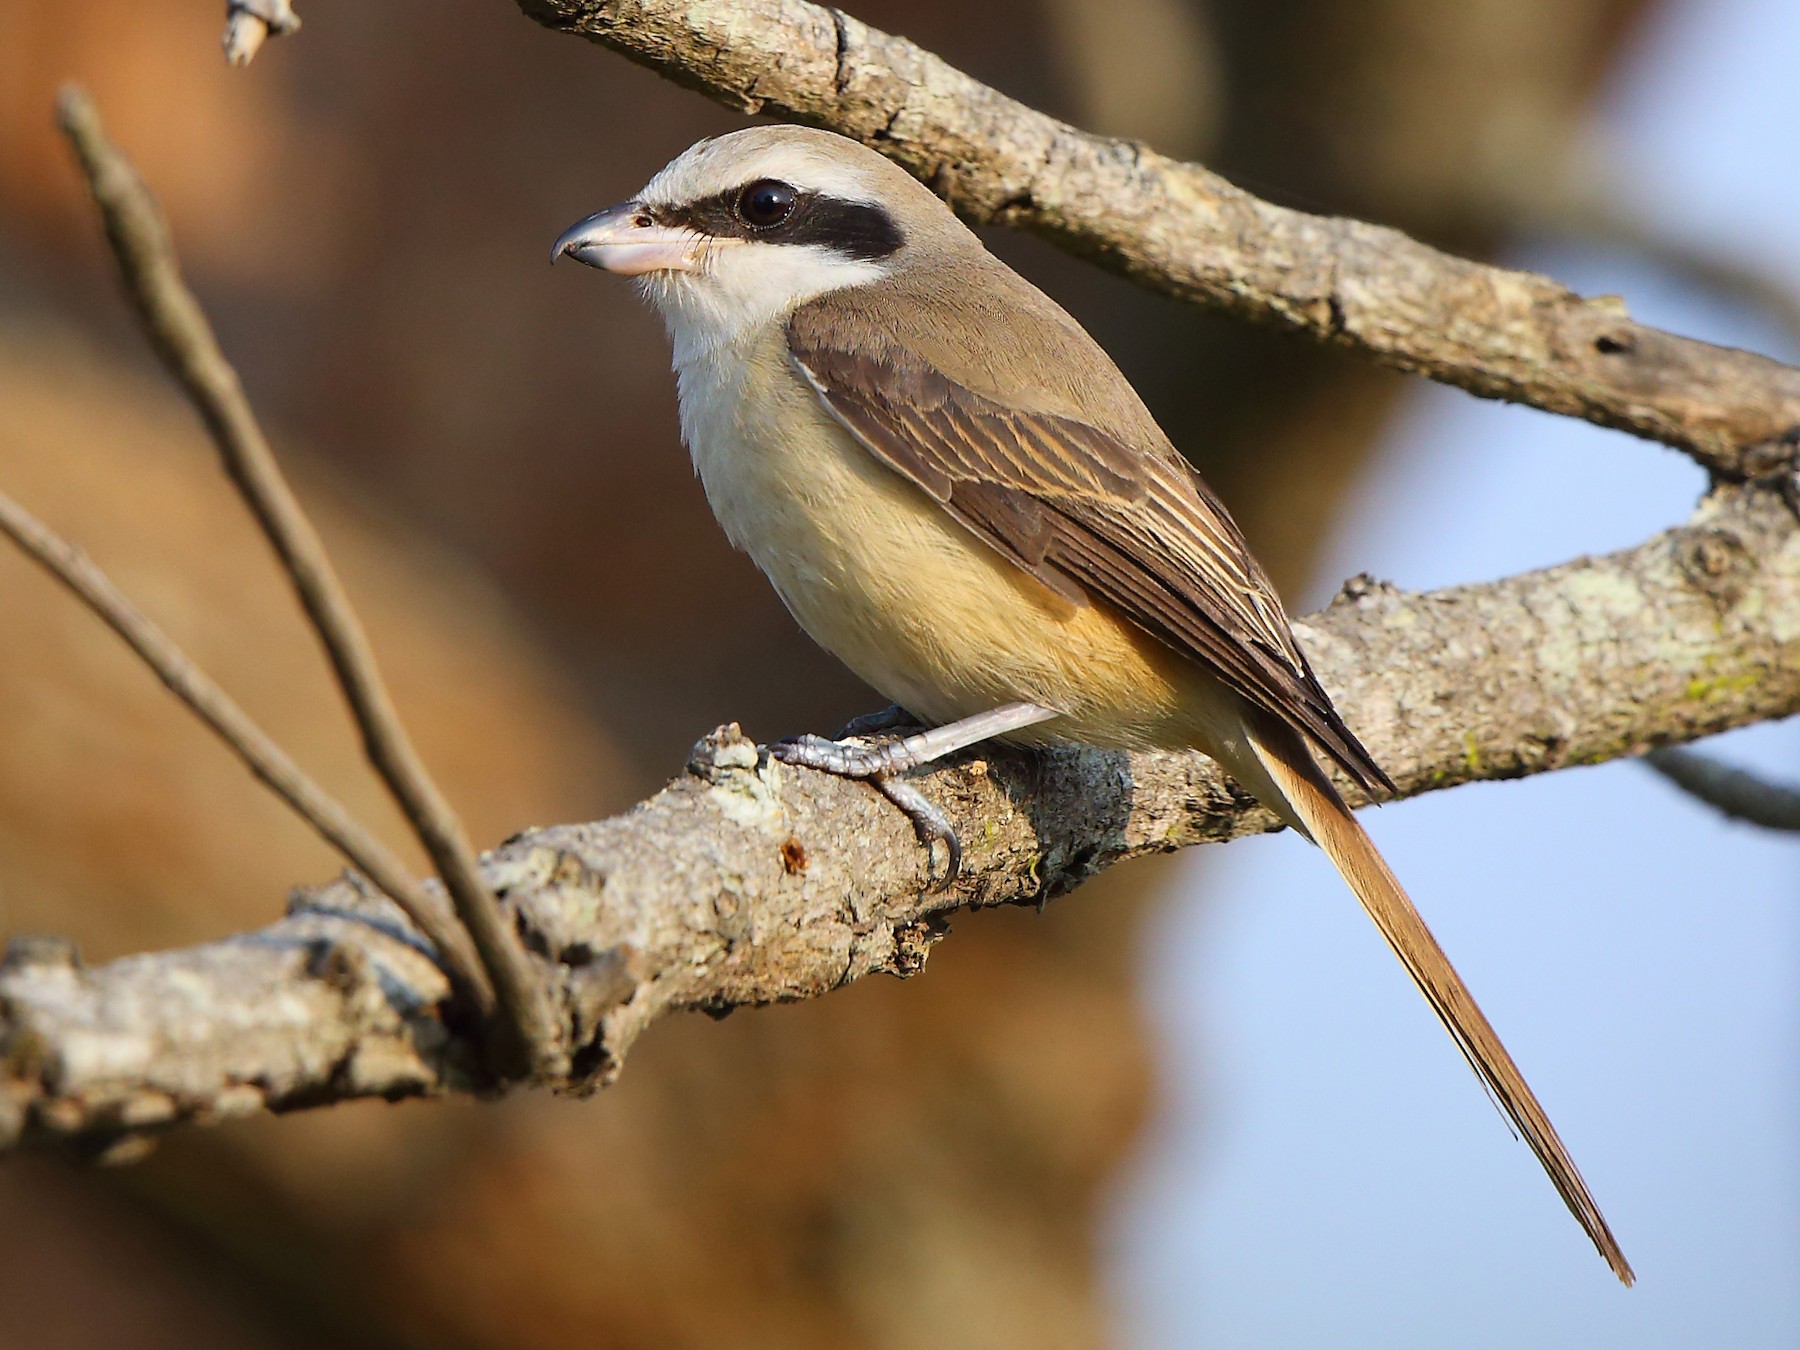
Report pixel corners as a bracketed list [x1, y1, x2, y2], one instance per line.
[0, 935, 84, 977]
[1329, 572, 1402, 608]
[1741, 424, 1800, 481]
[891, 914, 951, 976]
[687, 722, 762, 781]
[1678, 526, 1757, 610]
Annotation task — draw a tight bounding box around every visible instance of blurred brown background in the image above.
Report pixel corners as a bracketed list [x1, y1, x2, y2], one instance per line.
[0, 2, 1651, 1346]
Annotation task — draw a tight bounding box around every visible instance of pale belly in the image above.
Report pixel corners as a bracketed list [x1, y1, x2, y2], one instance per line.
[675, 335, 1224, 751]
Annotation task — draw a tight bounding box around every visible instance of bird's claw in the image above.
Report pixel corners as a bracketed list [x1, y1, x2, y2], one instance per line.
[872, 773, 961, 889]
[768, 733, 961, 889]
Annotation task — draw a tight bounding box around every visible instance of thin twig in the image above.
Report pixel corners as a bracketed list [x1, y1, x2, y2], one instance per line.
[222, 0, 300, 67]
[1587, 217, 1800, 349]
[53, 85, 558, 1078]
[1479, 149, 1800, 350]
[1644, 747, 1800, 834]
[0, 489, 488, 989]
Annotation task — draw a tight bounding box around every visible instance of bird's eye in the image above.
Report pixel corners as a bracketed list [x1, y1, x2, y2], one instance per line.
[736, 180, 797, 229]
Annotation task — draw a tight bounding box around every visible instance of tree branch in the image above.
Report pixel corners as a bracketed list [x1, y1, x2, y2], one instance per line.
[222, 0, 300, 67]
[1644, 747, 1800, 833]
[0, 488, 482, 990]
[55, 86, 558, 1078]
[4, 483, 1794, 1155]
[513, 0, 1800, 482]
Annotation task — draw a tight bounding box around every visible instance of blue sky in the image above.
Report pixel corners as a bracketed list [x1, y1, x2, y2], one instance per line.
[1108, 0, 1800, 1344]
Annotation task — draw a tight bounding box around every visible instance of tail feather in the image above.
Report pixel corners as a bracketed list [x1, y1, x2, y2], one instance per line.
[1229, 714, 1633, 1286]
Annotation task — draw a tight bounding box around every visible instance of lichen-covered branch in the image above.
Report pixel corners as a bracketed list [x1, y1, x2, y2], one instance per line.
[4, 483, 1794, 1155]
[513, 0, 1800, 482]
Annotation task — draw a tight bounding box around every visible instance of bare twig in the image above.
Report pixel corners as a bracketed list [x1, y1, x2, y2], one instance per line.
[0, 489, 488, 990]
[222, 0, 300, 67]
[1644, 747, 1800, 834]
[1582, 216, 1800, 350]
[514, 0, 1800, 482]
[1476, 143, 1800, 351]
[3, 484, 1796, 1152]
[53, 86, 558, 1079]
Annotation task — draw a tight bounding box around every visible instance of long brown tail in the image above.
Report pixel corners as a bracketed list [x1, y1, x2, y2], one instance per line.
[1223, 712, 1633, 1285]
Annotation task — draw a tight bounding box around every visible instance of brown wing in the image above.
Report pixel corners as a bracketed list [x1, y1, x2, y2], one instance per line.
[787, 311, 1394, 798]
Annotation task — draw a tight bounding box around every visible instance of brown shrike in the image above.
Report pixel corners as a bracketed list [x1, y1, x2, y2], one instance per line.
[553, 125, 1630, 1283]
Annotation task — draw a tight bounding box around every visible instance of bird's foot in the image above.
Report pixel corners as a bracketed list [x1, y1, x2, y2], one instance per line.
[769, 733, 960, 889]
[769, 704, 1059, 891]
[770, 731, 926, 779]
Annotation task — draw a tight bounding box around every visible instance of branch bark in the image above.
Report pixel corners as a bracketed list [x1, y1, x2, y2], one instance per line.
[4, 483, 1794, 1155]
[514, 0, 1800, 482]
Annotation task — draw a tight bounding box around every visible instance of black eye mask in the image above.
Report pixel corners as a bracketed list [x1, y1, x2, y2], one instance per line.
[652, 185, 905, 263]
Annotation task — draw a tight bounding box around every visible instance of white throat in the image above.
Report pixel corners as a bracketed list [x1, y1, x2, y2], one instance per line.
[639, 242, 889, 370]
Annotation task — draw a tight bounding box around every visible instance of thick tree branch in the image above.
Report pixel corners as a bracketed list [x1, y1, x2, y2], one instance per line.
[514, 0, 1800, 482]
[4, 483, 1794, 1155]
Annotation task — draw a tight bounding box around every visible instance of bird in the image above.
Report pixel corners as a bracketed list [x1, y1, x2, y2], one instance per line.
[552, 124, 1631, 1284]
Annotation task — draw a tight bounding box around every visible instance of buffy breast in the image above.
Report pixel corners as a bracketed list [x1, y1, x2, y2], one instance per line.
[673, 329, 1209, 750]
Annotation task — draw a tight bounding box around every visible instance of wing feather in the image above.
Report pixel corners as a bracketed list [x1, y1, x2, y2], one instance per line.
[787, 306, 1394, 796]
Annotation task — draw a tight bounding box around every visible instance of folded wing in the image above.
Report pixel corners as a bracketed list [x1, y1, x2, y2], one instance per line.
[787, 304, 1394, 798]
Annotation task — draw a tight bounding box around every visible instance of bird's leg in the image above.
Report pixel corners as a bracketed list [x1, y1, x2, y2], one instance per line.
[770, 702, 1060, 888]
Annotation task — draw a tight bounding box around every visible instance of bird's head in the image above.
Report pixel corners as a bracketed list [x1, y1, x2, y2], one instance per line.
[552, 126, 963, 350]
